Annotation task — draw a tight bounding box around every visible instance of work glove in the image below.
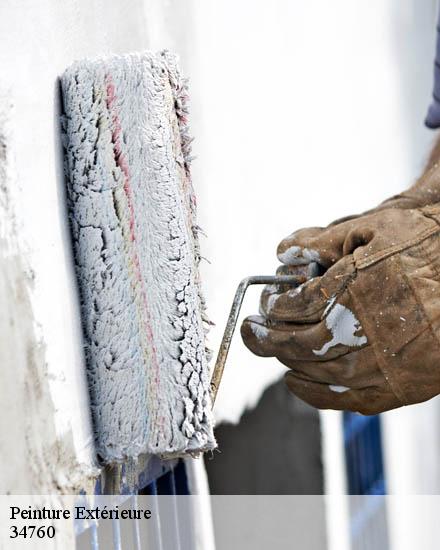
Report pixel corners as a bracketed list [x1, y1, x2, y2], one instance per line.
[241, 205, 440, 414]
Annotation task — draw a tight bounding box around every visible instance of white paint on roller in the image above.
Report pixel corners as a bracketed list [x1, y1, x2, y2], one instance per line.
[329, 385, 350, 394]
[61, 51, 215, 462]
[313, 298, 367, 356]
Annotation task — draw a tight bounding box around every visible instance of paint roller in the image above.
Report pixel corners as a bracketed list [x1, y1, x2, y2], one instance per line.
[61, 51, 304, 464]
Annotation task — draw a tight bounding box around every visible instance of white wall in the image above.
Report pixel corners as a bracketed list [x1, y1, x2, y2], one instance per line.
[0, 0, 196, 493]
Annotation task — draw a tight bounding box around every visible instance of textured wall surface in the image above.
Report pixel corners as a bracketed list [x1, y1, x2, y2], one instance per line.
[0, 93, 98, 497]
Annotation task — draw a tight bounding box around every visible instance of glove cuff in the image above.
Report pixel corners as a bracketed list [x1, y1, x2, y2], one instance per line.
[350, 224, 440, 406]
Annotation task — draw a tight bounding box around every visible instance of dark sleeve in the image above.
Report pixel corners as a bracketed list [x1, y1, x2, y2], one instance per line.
[425, 8, 440, 129]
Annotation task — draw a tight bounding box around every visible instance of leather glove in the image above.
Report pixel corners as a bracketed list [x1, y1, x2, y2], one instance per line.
[241, 205, 440, 414]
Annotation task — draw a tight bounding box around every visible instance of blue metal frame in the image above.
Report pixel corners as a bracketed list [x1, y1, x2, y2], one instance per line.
[343, 412, 389, 549]
[343, 412, 386, 495]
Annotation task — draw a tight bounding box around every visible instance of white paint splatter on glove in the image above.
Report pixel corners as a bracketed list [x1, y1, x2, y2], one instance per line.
[313, 297, 367, 356]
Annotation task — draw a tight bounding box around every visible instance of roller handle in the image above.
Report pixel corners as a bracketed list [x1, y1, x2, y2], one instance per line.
[210, 275, 300, 407]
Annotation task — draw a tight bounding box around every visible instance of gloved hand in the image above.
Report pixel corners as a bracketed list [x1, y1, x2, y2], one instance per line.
[241, 205, 440, 414]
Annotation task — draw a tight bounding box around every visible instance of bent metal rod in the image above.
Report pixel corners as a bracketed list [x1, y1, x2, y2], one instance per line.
[210, 275, 300, 406]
